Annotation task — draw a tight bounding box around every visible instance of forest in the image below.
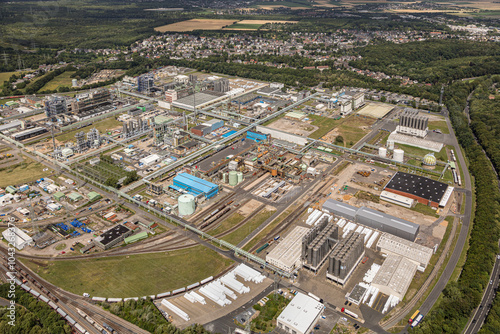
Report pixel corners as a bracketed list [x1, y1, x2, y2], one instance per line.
[413, 77, 500, 333]
[350, 40, 500, 84]
[0, 284, 71, 334]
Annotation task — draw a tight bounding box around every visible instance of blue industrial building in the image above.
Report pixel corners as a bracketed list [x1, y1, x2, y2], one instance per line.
[170, 173, 219, 199]
[246, 131, 268, 143]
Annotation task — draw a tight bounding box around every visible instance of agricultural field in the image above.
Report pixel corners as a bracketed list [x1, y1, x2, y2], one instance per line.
[224, 20, 298, 30]
[39, 71, 76, 91]
[55, 117, 122, 143]
[22, 246, 233, 298]
[155, 19, 237, 32]
[0, 156, 51, 188]
[253, 0, 312, 9]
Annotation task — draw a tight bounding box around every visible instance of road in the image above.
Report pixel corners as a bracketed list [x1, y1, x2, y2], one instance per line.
[464, 241, 500, 333]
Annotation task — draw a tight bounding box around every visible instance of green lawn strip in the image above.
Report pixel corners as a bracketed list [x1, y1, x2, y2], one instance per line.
[39, 71, 76, 91]
[222, 209, 276, 246]
[208, 212, 245, 236]
[308, 115, 340, 140]
[428, 120, 450, 134]
[410, 203, 439, 218]
[243, 204, 299, 252]
[21, 245, 233, 298]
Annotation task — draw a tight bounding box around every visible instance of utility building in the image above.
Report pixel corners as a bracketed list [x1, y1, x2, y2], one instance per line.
[277, 292, 324, 334]
[2, 227, 33, 250]
[94, 225, 133, 250]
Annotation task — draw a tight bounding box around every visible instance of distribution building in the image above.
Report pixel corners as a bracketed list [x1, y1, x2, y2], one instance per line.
[266, 226, 310, 273]
[170, 173, 219, 199]
[384, 172, 452, 208]
[371, 254, 418, 300]
[322, 199, 419, 241]
[376, 233, 433, 270]
[277, 292, 324, 334]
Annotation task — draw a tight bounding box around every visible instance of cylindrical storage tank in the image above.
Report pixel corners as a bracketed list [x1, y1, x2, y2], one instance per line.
[387, 140, 395, 150]
[378, 147, 387, 158]
[223, 173, 228, 184]
[72, 79, 78, 87]
[228, 171, 238, 186]
[393, 149, 404, 163]
[236, 172, 243, 184]
[178, 194, 195, 216]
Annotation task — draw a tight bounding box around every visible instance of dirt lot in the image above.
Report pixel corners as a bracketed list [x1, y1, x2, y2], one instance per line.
[268, 118, 318, 137]
[237, 199, 263, 216]
[155, 19, 237, 32]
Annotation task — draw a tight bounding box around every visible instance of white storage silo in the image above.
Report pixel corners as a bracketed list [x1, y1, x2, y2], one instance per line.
[393, 149, 404, 163]
[228, 171, 238, 186]
[178, 194, 195, 216]
[223, 173, 228, 184]
[237, 172, 243, 184]
[378, 147, 387, 158]
[387, 140, 395, 150]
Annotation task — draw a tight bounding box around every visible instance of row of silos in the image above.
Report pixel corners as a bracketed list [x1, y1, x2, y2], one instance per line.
[224, 171, 244, 186]
[378, 146, 404, 163]
[328, 231, 364, 281]
[302, 215, 330, 256]
[304, 223, 339, 268]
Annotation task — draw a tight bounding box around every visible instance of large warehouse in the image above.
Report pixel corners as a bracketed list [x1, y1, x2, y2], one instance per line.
[376, 233, 433, 270]
[322, 199, 419, 241]
[266, 226, 309, 273]
[170, 173, 219, 199]
[384, 172, 452, 208]
[277, 292, 324, 334]
[371, 254, 418, 300]
[2, 227, 33, 250]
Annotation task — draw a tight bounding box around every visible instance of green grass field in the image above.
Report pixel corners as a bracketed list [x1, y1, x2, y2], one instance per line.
[254, 0, 312, 7]
[308, 115, 340, 139]
[208, 212, 245, 236]
[56, 117, 122, 143]
[222, 209, 276, 246]
[243, 204, 299, 251]
[225, 23, 263, 30]
[22, 246, 233, 298]
[428, 120, 450, 134]
[396, 143, 448, 162]
[0, 156, 51, 188]
[39, 71, 76, 91]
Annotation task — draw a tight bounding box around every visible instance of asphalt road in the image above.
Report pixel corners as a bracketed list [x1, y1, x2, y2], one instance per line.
[464, 242, 500, 334]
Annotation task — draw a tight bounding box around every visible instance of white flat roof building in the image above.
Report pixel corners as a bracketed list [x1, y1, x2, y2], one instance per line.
[266, 226, 309, 273]
[140, 154, 160, 166]
[372, 254, 417, 300]
[380, 190, 414, 208]
[277, 292, 324, 334]
[376, 233, 433, 270]
[2, 227, 33, 250]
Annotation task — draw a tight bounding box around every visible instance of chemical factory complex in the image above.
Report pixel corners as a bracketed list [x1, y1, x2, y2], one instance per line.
[0, 66, 470, 334]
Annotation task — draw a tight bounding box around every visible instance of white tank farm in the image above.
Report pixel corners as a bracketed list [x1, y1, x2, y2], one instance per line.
[393, 149, 404, 163]
[178, 194, 196, 216]
[228, 171, 238, 186]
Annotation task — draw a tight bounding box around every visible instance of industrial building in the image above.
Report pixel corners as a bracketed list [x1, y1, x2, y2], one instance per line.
[45, 95, 68, 118]
[170, 173, 219, 199]
[69, 89, 112, 115]
[94, 225, 133, 250]
[266, 226, 310, 273]
[371, 254, 418, 300]
[137, 74, 154, 93]
[12, 127, 48, 141]
[322, 199, 420, 241]
[384, 172, 452, 208]
[255, 126, 308, 146]
[172, 92, 226, 111]
[196, 139, 256, 175]
[326, 231, 365, 285]
[2, 227, 33, 250]
[191, 125, 211, 137]
[376, 233, 433, 270]
[379, 190, 414, 208]
[396, 109, 428, 138]
[276, 292, 324, 334]
[302, 217, 339, 271]
[201, 119, 224, 132]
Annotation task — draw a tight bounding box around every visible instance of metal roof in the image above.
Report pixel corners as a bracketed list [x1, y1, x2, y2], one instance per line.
[356, 207, 419, 236]
[277, 292, 323, 334]
[385, 171, 448, 203]
[322, 199, 357, 220]
[174, 173, 218, 194]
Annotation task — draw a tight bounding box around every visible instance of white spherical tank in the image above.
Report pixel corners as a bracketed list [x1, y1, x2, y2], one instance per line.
[378, 147, 387, 158]
[178, 194, 195, 216]
[393, 149, 404, 163]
